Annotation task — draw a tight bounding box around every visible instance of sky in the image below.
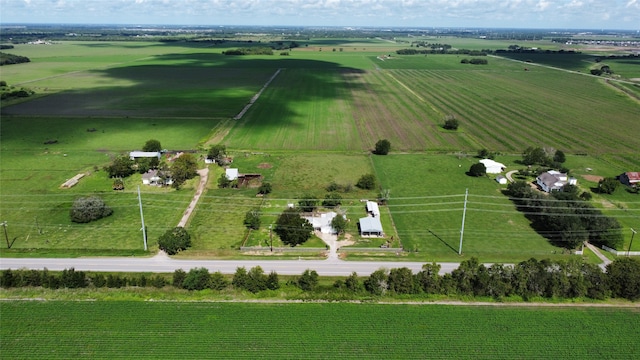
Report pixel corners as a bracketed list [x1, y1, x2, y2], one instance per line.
[1, 0, 639, 30]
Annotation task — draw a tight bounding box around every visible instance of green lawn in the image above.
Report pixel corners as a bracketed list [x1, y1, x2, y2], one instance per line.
[1, 300, 638, 359]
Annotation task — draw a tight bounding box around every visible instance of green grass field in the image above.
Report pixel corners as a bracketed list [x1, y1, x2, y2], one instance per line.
[1, 300, 638, 359]
[1, 39, 638, 259]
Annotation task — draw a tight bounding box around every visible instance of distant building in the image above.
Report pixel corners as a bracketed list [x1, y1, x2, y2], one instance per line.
[536, 170, 577, 192]
[496, 175, 507, 185]
[142, 169, 172, 186]
[479, 159, 506, 174]
[304, 212, 342, 234]
[129, 151, 161, 160]
[619, 172, 640, 187]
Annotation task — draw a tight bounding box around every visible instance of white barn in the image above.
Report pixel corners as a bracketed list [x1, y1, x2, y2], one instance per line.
[479, 159, 506, 174]
[225, 168, 239, 181]
[129, 151, 161, 160]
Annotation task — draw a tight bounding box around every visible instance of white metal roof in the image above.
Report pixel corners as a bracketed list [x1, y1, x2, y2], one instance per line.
[359, 216, 383, 233]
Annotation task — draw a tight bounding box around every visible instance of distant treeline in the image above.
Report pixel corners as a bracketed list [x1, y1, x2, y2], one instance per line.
[0, 44, 14, 49]
[223, 47, 274, 55]
[0, 52, 30, 66]
[3, 256, 639, 301]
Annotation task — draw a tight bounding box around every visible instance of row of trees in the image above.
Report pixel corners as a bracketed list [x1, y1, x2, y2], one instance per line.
[3, 257, 638, 300]
[0, 52, 30, 65]
[507, 181, 623, 249]
[460, 58, 488, 65]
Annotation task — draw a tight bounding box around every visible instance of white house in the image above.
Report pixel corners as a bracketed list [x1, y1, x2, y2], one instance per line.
[366, 201, 380, 217]
[536, 170, 577, 192]
[359, 216, 383, 237]
[225, 168, 239, 181]
[479, 159, 506, 174]
[141, 169, 172, 186]
[129, 151, 161, 160]
[304, 212, 342, 234]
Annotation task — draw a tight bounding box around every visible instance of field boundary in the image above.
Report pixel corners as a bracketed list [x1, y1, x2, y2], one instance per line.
[233, 68, 282, 120]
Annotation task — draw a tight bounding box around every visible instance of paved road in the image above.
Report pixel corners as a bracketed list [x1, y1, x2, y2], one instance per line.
[0, 255, 466, 276]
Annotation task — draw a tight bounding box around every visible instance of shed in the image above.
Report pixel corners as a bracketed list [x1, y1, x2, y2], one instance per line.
[129, 151, 161, 160]
[496, 175, 507, 185]
[359, 216, 383, 237]
[620, 172, 640, 186]
[366, 201, 380, 217]
[226, 168, 239, 181]
[479, 159, 506, 174]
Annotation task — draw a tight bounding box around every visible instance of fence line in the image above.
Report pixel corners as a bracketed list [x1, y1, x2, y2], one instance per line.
[602, 245, 640, 256]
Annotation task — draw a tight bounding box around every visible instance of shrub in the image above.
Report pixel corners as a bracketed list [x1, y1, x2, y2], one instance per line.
[443, 116, 459, 130]
[258, 182, 272, 195]
[468, 163, 487, 177]
[356, 174, 376, 190]
[70, 196, 113, 223]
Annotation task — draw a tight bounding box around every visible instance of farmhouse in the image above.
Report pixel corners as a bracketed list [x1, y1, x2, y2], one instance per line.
[359, 216, 383, 237]
[129, 151, 161, 160]
[304, 212, 341, 234]
[366, 201, 380, 217]
[536, 170, 577, 192]
[479, 159, 506, 174]
[142, 169, 172, 186]
[619, 172, 640, 186]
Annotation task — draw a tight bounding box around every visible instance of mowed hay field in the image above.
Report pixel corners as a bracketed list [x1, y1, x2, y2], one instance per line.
[1, 39, 639, 257]
[1, 301, 639, 359]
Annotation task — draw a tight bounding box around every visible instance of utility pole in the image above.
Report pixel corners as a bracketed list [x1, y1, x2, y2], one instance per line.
[2, 221, 9, 249]
[138, 186, 147, 251]
[628, 228, 637, 257]
[269, 224, 273, 252]
[458, 188, 468, 255]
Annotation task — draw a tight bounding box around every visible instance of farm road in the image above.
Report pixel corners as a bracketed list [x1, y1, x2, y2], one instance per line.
[177, 168, 209, 228]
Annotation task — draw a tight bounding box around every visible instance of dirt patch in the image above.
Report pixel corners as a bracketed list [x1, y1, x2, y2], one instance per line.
[582, 174, 604, 182]
[257, 163, 272, 169]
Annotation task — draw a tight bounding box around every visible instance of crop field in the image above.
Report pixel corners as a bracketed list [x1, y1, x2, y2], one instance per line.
[1, 300, 638, 359]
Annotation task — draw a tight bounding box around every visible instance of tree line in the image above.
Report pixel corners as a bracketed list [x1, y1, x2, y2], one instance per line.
[0, 52, 31, 66]
[2, 257, 639, 301]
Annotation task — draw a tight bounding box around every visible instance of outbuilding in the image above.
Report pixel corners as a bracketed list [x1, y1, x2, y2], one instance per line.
[366, 201, 380, 217]
[359, 216, 383, 237]
[496, 175, 507, 185]
[479, 159, 506, 174]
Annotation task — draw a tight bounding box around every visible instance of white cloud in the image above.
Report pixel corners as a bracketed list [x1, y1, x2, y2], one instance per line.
[0, 0, 637, 29]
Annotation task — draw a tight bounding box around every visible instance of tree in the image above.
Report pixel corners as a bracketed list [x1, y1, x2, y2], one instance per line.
[374, 139, 391, 155]
[443, 115, 459, 130]
[416, 263, 441, 294]
[356, 174, 376, 190]
[522, 147, 549, 166]
[468, 163, 486, 177]
[232, 267, 250, 290]
[243, 209, 261, 230]
[330, 214, 348, 235]
[598, 177, 619, 194]
[606, 257, 640, 300]
[266, 271, 280, 290]
[388, 267, 416, 294]
[182, 267, 211, 290]
[322, 192, 342, 208]
[70, 196, 113, 223]
[298, 194, 319, 212]
[553, 150, 566, 164]
[172, 269, 187, 288]
[207, 144, 226, 164]
[218, 173, 232, 188]
[378, 189, 391, 205]
[142, 139, 162, 152]
[364, 269, 388, 295]
[170, 153, 197, 189]
[297, 269, 319, 291]
[157, 227, 191, 255]
[210, 271, 230, 290]
[105, 155, 134, 178]
[345, 272, 362, 292]
[477, 149, 494, 159]
[274, 208, 313, 246]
